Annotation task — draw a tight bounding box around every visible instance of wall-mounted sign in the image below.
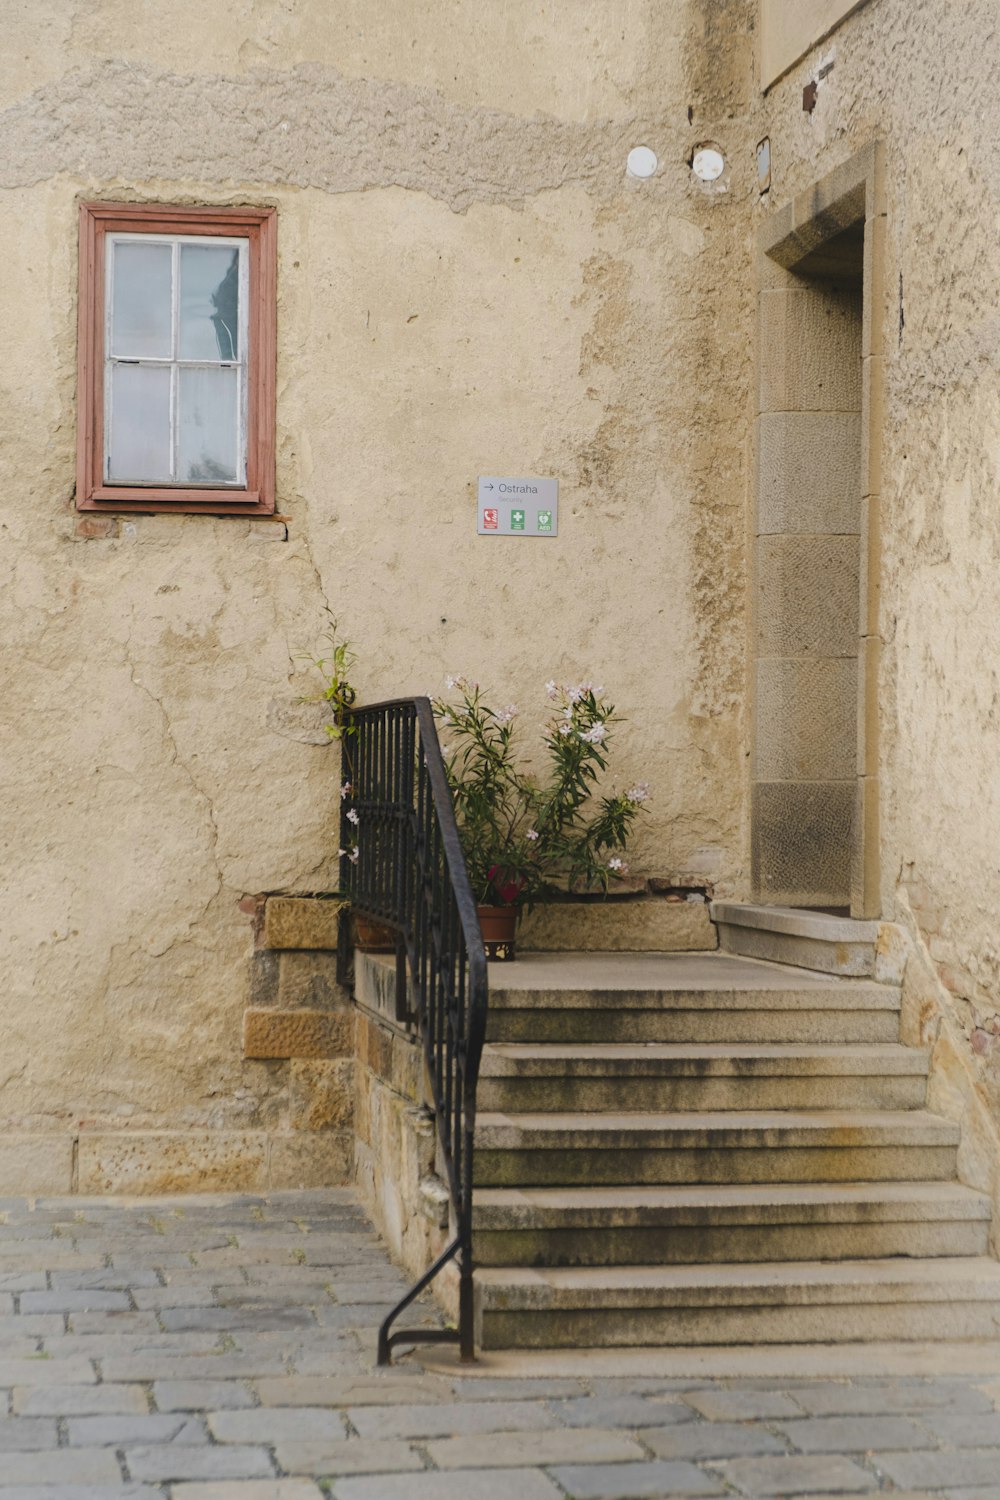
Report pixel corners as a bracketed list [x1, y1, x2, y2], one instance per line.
[477, 476, 558, 537]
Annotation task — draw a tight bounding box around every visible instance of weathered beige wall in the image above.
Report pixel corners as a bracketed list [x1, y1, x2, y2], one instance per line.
[0, 0, 755, 1186]
[759, 0, 873, 89]
[752, 0, 1000, 1139]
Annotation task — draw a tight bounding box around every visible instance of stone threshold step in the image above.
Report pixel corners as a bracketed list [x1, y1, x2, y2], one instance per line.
[477, 1256, 1000, 1309]
[488, 951, 892, 992]
[476, 1258, 1000, 1346]
[480, 1042, 928, 1077]
[475, 1108, 958, 1150]
[476, 1260, 1000, 1344]
[711, 903, 881, 978]
[472, 1180, 991, 1229]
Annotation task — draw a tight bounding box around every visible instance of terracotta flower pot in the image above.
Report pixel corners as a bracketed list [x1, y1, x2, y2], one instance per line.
[477, 904, 517, 961]
[353, 914, 397, 953]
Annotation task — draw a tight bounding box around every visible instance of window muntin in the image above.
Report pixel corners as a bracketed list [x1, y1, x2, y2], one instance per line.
[104, 233, 249, 488]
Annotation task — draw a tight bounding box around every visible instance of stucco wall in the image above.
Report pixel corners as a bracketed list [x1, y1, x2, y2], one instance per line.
[751, 0, 1000, 1137]
[0, 0, 755, 1186]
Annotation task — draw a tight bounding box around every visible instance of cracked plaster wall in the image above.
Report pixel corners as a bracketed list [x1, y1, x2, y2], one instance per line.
[752, 0, 1000, 1134]
[0, 0, 755, 1177]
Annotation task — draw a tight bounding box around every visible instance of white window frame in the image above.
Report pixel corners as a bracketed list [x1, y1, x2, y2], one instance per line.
[103, 232, 250, 489]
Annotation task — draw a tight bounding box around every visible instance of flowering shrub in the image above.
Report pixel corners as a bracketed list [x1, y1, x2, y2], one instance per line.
[433, 677, 649, 911]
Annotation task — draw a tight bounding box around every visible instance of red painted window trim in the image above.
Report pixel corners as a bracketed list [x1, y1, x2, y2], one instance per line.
[76, 202, 277, 516]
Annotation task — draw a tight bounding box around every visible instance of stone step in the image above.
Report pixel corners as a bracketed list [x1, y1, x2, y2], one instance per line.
[486, 953, 900, 1045]
[477, 1042, 928, 1112]
[711, 902, 880, 977]
[473, 1109, 959, 1187]
[476, 1256, 1000, 1347]
[472, 1181, 991, 1266]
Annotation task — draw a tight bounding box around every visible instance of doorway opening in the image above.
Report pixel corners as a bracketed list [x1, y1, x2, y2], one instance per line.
[752, 147, 885, 919]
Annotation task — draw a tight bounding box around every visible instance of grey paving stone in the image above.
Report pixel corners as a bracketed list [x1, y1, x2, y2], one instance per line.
[2, 1315, 66, 1337]
[49, 1268, 163, 1290]
[255, 1374, 446, 1408]
[67, 1412, 208, 1445]
[217, 1285, 334, 1308]
[791, 1380, 994, 1415]
[775, 1414, 936, 1452]
[917, 1409, 1000, 1446]
[172, 1485, 325, 1500]
[0, 1449, 124, 1484]
[642, 1420, 786, 1461]
[547, 1460, 726, 1499]
[272, 1438, 425, 1476]
[716, 1453, 879, 1495]
[0, 1416, 59, 1448]
[0, 1272, 47, 1293]
[160, 1307, 317, 1332]
[209, 1407, 348, 1444]
[0, 1487, 161, 1500]
[0, 1358, 97, 1385]
[425, 1427, 646, 1469]
[874, 1449, 1000, 1490]
[50, 1332, 229, 1359]
[133, 1285, 220, 1309]
[21, 1290, 131, 1314]
[348, 1398, 557, 1440]
[14, 1383, 149, 1415]
[448, 1377, 586, 1401]
[682, 1388, 805, 1421]
[547, 1394, 693, 1429]
[314, 1304, 414, 1329]
[331, 1470, 564, 1500]
[154, 1379, 255, 1411]
[125, 1443, 275, 1481]
[102, 1353, 290, 1381]
[68, 1312, 162, 1335]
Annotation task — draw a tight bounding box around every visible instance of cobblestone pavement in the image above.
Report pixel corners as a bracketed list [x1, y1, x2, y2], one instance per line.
[0, 1191, 997, 1498]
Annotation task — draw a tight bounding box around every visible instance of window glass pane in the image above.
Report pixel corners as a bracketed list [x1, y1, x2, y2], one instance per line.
[111, 242, 173, 358]
[108, 365, 172, 481]
[178, 367, 240, 484]
[179, 244, 242, 362]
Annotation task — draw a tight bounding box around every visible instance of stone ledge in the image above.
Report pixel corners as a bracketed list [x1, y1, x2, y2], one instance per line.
[263, 896, 345, 950]
[0, 1131, 356, 1196]
[520, 900, 716, 953]
[0, 1135, 75, 1195]
[711, 902, 883, 978]
[243, 1008, 352, 1059]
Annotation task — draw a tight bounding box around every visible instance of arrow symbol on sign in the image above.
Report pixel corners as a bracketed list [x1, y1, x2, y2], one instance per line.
[483, 483, 494, 491]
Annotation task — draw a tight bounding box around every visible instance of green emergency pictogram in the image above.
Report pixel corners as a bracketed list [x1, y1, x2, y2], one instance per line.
[510, 509, 526, 530]
[537, 509, 552, 531]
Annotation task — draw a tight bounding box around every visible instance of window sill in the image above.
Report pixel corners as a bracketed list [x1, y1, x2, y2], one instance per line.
[78, 486, 274, 517]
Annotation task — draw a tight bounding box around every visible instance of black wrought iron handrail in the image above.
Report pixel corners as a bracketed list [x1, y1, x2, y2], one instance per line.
[336, 697, 489, 1364]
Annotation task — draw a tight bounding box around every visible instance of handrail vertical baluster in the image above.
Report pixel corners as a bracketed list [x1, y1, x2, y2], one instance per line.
[341, 697, 488, 1364]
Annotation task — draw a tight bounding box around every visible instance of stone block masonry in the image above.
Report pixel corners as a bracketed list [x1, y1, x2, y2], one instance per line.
[0, 897, 356, 1196]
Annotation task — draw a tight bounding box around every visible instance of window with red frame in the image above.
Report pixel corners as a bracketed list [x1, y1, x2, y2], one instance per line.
[77, 203, 276, 515]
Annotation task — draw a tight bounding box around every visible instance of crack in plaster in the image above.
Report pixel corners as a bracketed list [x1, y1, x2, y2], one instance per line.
[122, 628, 225, 941]
[0, 59, 674, 212]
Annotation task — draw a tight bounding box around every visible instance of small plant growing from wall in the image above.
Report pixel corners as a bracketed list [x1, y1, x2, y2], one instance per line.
[301, 621, 358, 740]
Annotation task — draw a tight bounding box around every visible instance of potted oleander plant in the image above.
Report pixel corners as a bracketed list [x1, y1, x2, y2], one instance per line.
[433, 677, 649, 960]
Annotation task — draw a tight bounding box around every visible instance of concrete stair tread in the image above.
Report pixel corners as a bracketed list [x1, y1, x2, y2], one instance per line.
[480, 1042, 928, 1076]
[487, 951, 898, 1005]
[477, 1256, 1000, 1307]
[475, 1108, 959, 1146]
[472, 1180, 992, 1226]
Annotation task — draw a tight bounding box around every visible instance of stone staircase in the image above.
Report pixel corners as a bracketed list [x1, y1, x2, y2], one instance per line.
[471, 951, 1000, 1349]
